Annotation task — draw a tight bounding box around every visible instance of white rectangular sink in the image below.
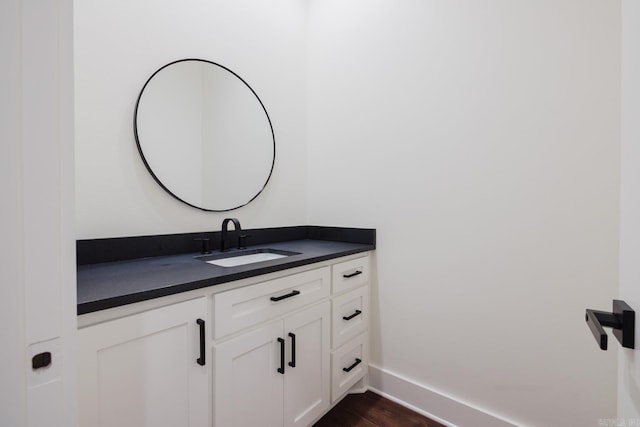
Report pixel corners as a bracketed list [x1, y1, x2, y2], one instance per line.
[205, 252, 287, 267]
[197, 249, 299, 268]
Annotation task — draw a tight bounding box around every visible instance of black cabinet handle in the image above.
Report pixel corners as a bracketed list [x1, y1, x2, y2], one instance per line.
[196, 319, 205, 366]
[343, 270, 362, 279]
[270, 290, 300, 302]
[277, 337, 285, 374]
[343, 310, 362, 321]
[288, 332, 296, 368]
[342, 358, 362, 373]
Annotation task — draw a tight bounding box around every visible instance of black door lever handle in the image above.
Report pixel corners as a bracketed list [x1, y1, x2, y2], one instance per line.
[585, 300, 635, 350]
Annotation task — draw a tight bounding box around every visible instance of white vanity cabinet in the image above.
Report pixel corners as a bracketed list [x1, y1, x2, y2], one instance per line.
[77, 252, 371, 427]
[77, 297, 209, 427]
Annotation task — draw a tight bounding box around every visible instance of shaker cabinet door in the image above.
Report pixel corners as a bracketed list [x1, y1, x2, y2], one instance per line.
[213, 320, 285, 427]
[78, 298, 208, 427]
[283, 301, 331, 427]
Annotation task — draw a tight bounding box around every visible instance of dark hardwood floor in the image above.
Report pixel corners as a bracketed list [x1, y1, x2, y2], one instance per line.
[313, 391, 446, 427]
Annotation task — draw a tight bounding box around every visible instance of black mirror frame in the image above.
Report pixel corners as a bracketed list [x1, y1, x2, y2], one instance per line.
[133, 58, 276, 212]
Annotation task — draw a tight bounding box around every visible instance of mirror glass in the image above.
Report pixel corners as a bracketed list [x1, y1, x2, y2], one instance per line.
[134, 59, 275, 211]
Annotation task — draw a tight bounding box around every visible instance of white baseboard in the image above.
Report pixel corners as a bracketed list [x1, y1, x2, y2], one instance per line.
[367, 364, 518, 427]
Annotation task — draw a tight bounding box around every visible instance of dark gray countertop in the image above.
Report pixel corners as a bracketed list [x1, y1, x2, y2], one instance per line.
[77, 239, 374, 315]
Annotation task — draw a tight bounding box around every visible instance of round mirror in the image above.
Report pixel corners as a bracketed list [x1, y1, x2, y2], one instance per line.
[134, 59, 275, 211]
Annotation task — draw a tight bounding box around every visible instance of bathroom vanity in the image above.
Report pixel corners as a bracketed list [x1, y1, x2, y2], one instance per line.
[76, 226, 374, 427]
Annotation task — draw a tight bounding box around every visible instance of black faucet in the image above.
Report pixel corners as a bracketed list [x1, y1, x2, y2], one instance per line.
[220, 218, 241, 252]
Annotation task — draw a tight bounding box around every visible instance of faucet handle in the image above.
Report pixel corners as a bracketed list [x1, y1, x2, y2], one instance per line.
[193, 238, 211, 255]
[238, 234, 251, 250]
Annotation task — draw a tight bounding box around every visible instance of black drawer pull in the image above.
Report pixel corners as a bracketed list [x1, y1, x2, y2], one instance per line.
[343, 310, 362, 321]
[342, 358, 362, 373]
[288, 332, 296, 368]
[343, 270, 362, 279]
[277, 337, 285, 374]
[196, 319, 205, 366]
[270, 290, 300, 302]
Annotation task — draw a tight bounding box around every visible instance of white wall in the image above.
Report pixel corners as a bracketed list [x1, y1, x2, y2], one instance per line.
[307, 1, 620, 426]
[75, 0, 308, 238]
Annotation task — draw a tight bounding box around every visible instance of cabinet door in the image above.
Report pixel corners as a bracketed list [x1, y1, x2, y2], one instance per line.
[283, 301, 331, 427]
[78, 298, 208, 427]
[213, 321, 284, 427]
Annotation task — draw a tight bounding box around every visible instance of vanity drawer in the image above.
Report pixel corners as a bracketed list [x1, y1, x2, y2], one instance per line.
[332, 256, 369, 294]
[332, 286, 369, 349]
[213, 266, 330, 339]
[331, 332, 369, 402]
